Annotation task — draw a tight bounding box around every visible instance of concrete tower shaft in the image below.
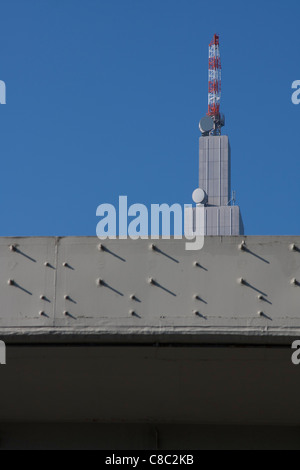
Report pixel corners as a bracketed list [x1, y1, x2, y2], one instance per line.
[199, 135, 231, 207]
[185, 134, 244, 237]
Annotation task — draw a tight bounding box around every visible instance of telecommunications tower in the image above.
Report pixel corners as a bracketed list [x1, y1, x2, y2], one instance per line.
[185, 34, 244, 236]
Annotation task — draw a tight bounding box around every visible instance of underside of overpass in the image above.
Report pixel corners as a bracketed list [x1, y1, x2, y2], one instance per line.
[1, 236, 300, 449]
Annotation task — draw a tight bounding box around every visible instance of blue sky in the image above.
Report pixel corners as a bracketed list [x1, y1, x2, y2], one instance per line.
[0, 0, 299, 236]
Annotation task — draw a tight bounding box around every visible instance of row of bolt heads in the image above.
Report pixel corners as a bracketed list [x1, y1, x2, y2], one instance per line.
[7, 242, 300, 274]
[8, 241, 300, 254]
[6, 275, 276, 319]
[8, 242, 300, 319]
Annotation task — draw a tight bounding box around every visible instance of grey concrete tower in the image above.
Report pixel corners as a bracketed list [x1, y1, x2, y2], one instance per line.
[199, 134, 244, 235]
[199, 135, 231, 207]
[185, 134, 244, 237]
[185, 34, 244, 237]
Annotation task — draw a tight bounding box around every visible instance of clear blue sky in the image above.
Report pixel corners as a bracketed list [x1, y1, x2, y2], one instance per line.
[0, 0, 299, 236]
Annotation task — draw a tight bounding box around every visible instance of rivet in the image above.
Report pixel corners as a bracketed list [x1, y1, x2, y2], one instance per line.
[257, 311, 264, 317]
[193, 310, 201, 317]
[9, 245, 16, 252]
[291, 278, 298, 286]
[130, 294, 137, 301]
[238, 277, 246, 285]
[129, 310, 135, 316]
[257, 294, 264, 301]
[290, 244, 298, 252]
[238, 240, 246, 251]
[64, 295, 70, 300]
[98, 243, 104, 251]
[149, 243, 156, 251]
[96, 278, 104, 286]
[7, 279, 14, 286]
[44, 262, 50, 267]
[63, 311, 69, 316]
[193, 261, 199, 267]
[194, 295, 200, 300]
[39, 310, 45, 317]
[62, 262, 68, 267]
[148, 277, 155, 285]
[40, 295, 46, 300]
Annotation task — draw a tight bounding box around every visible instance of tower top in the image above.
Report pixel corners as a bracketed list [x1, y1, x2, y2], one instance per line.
[200, 34, 225, 136]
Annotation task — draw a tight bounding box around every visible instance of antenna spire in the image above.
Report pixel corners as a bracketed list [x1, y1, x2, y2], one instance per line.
[207, 34, 224, 135]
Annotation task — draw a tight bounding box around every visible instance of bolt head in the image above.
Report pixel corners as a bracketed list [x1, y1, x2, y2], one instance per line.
[239, 241, 246, 251]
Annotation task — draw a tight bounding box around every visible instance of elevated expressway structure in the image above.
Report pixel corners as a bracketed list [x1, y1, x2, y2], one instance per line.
[1, 236, 300, 449]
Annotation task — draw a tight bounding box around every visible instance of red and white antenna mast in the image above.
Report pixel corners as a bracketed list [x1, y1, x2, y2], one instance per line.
[199, 34, 225, 136]
[208, 34, 221, 118]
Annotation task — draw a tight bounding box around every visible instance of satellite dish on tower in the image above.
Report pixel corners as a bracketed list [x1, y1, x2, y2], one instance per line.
[199, 116, 214, 134]
[192, 188, 206, 205]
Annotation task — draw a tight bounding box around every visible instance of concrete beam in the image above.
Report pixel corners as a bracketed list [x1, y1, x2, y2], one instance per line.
[0, 236, 300, 344]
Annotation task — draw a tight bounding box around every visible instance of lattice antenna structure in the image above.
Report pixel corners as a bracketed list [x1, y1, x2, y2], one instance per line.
[208, 34, 221, 117]
[207, 34, 225, 135]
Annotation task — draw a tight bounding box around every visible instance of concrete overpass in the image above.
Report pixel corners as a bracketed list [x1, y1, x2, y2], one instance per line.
[0, 236, 300, 449]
